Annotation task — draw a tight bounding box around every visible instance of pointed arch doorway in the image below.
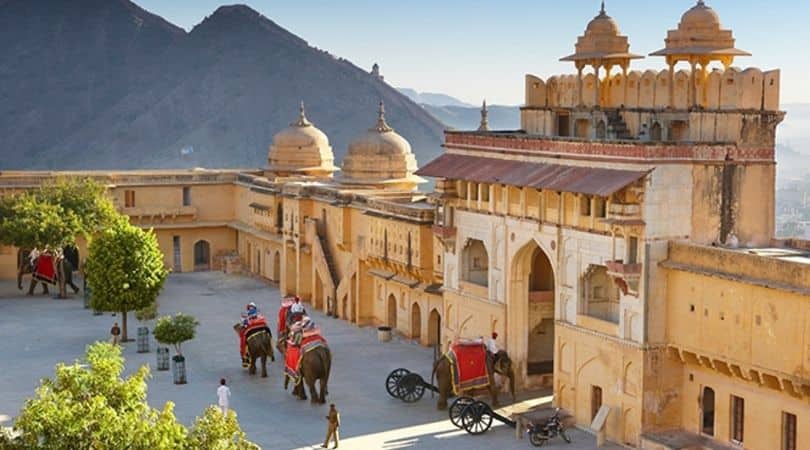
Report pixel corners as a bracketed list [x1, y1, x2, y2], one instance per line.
[509, 240, 556, 385]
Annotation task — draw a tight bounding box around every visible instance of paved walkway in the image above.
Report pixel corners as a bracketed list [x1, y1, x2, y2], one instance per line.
[0, 272, 619, 449]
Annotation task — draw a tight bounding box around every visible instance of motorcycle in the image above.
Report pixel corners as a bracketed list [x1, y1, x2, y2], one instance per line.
[527, 408, 571, 447]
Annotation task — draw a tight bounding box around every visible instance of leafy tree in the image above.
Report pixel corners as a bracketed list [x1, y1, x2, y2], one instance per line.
[40, 177, 118, 238]
[136, 302, 159, 323]
[0, 342, 259, 450]
[188, 407, 260, 450]
[2, 342, 187, 449]
[154, 313, 200, 356]
[0, 177, 117, 250]
[87, 220, 168, 341]
[0, 193, 80, 249]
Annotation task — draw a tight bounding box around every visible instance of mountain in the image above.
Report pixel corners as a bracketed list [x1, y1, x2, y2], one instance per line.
[422, 104, 521, 131]
[398, 88, 474, 108]
[0, 1, 445, 170]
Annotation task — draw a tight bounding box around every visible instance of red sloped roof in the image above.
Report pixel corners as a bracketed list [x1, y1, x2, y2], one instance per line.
[416, 153, 648, 197]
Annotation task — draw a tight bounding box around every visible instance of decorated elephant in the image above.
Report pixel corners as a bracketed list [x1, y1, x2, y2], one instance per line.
[278, 338, 331, 404]
[232, 321, 275, 377]
[17, 249, 48, 295]
[17, 248, 80, 298]
[431, 349, 515, 410]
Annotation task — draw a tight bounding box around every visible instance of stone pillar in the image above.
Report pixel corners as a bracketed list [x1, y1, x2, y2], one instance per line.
[668, 61, 675, 108]
[577, 65, 584, 107]
[621, 66, 629, 108]
[689, 60, 698, 109]
[593, 64, 601, 108]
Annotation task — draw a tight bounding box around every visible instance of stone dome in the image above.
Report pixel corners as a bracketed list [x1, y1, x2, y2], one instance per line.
[341, 102, 422, 187]
[650, 0, 749, 62]
[560, 2, 641, 64]
[679, 0, 721, 30]
[585, 8, 620, 37]
[267, 103, 337, 177]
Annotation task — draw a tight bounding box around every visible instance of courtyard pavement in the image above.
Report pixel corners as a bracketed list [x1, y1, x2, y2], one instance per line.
[0, 272, 621, 449]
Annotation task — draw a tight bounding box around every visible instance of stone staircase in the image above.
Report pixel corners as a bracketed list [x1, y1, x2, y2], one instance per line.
[318, 233, 339, 285]
[605, 109, 632, 139]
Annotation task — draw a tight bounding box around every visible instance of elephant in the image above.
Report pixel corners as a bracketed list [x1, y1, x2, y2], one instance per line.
[278, 338, 332, 404]
[232, 323, 275, 378]
[18, 249, 80, 298]
[431, 350, 516, 410]
[17, 249, 48, 295]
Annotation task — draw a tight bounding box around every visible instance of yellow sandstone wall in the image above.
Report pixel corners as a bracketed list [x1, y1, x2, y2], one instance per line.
[555, 323, 644, 447]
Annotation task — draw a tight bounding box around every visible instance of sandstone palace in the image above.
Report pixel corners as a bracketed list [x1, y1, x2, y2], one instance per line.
[0, 2, 806, 449]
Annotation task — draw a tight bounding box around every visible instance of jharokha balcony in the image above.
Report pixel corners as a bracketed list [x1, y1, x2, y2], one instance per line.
[606, 260, 642, 295]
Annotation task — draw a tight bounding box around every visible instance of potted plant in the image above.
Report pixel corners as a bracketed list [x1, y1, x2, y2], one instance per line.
[153, 313, 199, 384]
[134, 303, 158, 353]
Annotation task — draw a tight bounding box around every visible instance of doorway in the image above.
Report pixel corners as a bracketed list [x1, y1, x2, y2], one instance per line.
[591, 386, 603, 421]
[411, 303, 422, 341]
[428, 308, 441, 346]
[701, 386, 715, 436]
[273, 251, 281, 282]
[193, 240, 210, 271]
[387, 293, 397, 330]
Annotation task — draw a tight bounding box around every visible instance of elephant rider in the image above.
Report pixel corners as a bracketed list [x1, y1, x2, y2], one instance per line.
[288, 315, 315, 347]
[240, 302, 268, 364]
[486, 332, 500, 355]
[288, 296, 306, 326]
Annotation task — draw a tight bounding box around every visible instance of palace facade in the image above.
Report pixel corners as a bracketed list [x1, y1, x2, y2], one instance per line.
[0, 2, 806, 449]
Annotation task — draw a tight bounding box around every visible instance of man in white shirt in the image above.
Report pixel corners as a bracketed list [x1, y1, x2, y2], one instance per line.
[486, 332, 500, 355]
[217, 378, 231, 414]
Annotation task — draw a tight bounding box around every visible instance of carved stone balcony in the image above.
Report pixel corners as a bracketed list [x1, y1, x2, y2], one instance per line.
[432, 224, 457, 253]
[123, 205, 197, 223]
[604, 203, 644, 226]
[606, 260, 642, 295]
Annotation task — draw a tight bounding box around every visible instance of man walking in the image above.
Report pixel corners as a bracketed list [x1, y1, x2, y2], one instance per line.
[322, 403, 340, 449]
[110, 322, 121, 345]
[217, 378, 231, 414]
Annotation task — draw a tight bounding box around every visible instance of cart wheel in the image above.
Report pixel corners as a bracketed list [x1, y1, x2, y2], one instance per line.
[460, 401, 494, 435]
[397, 373, 426, 403]
[449, 396, 475, 429]
[385, 368, 410, 398]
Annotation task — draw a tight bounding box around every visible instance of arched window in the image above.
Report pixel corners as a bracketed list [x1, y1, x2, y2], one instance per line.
[462, 239, 489, 287]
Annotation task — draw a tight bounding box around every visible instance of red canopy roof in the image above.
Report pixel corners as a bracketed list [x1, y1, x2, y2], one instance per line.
[416, 153, 648, 197]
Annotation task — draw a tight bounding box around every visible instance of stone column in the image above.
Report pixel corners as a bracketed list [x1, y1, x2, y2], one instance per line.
[577, 65, 584, 107]
[668, 61, 675, 108]
[621, 65, 629, 108]
[689, 60, 698, 109]
[593, 64, 601, 108]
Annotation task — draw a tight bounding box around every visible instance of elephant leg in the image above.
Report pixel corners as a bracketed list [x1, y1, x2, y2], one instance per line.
[318, 376, 328, 404]
[260, 355, 267, 378]
[489, 384, 500, 407]
[284, 375, 289, 391]
[307, 377, 319, 404]
[295, 381, 307, 400]
[248, 355, 256, 375]
[27, 278, 36, 296]
[41, 282, 49, 295]
[17, 272, 23, 291]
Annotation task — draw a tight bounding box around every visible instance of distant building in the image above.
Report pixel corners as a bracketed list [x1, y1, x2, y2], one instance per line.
[371, 63, 383, 81]
[0, 2, 805, 449]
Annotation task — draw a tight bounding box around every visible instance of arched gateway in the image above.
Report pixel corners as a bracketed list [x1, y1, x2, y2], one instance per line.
[508, 240, 556, 387]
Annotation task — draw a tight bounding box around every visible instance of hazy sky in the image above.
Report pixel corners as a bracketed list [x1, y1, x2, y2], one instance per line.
[136, 0, 810, 106]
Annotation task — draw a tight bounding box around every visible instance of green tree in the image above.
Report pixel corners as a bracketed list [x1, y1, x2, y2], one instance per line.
[0, 193, 79, 249]
[154, 313, 200, 356]
[3, 342, 187, 449]
[87, 220, 168, 341]
[0, 342, 259, 450]
[188, 407, 260, 450]
[0, 177, 117, 250]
